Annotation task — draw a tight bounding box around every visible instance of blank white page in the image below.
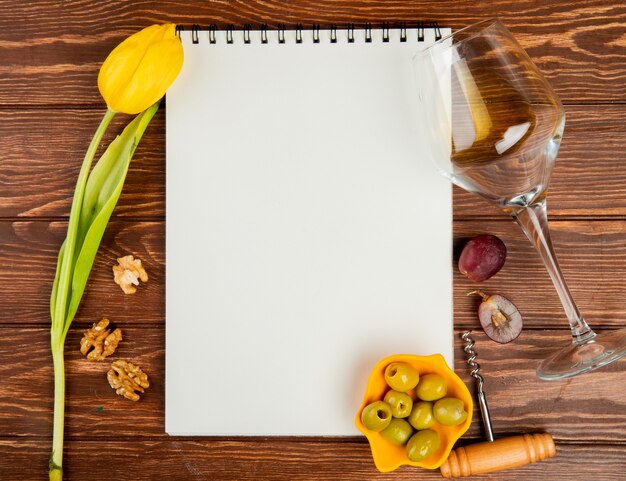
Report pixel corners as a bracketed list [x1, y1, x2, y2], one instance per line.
[165, 27, 452, 436]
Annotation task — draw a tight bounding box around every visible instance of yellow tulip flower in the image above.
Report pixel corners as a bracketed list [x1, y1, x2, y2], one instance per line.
[98, 23, 184, 114]
[50, 24, 183, 481]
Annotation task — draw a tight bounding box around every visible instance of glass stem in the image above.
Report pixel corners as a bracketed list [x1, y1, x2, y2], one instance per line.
[510, 200, 594, 344]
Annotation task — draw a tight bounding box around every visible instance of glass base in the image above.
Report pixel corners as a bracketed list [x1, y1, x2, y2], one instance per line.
[537, 328, 626, 381]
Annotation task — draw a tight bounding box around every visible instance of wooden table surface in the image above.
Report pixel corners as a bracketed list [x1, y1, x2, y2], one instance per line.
[1, 1, 626, 480]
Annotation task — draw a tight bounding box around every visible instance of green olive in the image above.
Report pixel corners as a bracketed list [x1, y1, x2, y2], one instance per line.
[406, 429, 440, 462]
[415, 373, 447, 401]
[384, 390, 413, 418]
[384, 362, 420, 392]
[433, 397, 468, 426]
[361, 401, 392, 432]
[408, 401, 435, 430]
[380, 418, 413, 446]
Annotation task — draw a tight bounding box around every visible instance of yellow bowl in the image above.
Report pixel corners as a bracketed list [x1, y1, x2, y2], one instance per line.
[355, 353, 473, 472]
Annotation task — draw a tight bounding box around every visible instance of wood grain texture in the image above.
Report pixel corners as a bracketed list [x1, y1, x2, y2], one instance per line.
[2, 219, 626, 329]
[0, 108, 165, 218]
[1, 1, 625, 479]
[2, 327, 625, 442]
[0, 1, 625, 105]
[453, 218, 626, 328]
[1, 105, 625, 219]
[0, 221, 164, 325]
[0, 440, 624, 481]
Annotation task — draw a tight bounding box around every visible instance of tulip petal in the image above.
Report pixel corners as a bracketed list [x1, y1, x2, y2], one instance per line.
[99, 25, 167, 103]
[111, 37, 184, 114]
[98, 24, 183, 114]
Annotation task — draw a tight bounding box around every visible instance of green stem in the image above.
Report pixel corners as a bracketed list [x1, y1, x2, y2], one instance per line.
[52, 108, 115, 331]
[49, 108, 115, 480]
[49, 340, 65, 481]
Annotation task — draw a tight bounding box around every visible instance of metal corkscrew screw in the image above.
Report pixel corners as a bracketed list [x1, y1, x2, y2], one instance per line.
[440, 332, 556, 477]
[461, 331, 494, 442]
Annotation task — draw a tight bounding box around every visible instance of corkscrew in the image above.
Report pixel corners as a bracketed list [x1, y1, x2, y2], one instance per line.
[439, 331, 556, 478]
[461, 331, 494, 442]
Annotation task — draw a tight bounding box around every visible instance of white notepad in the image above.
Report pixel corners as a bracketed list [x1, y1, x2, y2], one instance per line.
[166, 26, 452, 436]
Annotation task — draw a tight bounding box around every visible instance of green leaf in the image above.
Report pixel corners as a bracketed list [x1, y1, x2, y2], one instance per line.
[63, 102, 159, 331]
[51, 109, 115, 338]
[77, 111, 146, 253]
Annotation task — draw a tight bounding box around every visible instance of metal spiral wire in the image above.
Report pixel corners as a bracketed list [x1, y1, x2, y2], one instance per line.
[462, 330, 485, 391]
[174, 23, 439, 45]
[462, 330, 495, 441]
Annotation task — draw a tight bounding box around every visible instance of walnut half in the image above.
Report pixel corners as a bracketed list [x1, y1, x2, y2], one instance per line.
[107, 360, 149, 401]
[113, 255, 148, 294]
[79, 319, 122, 361]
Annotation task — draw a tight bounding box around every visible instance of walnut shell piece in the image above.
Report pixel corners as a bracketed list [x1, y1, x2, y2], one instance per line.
[107, 360, 150, 401]
[79, 319, 122, 361]
[113, 254, 148, 294]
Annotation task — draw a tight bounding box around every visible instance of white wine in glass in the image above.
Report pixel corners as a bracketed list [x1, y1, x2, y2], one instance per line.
[414, 18, 626, 380]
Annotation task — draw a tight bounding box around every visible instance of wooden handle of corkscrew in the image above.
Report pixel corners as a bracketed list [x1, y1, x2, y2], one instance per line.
[440, 433, 556, 478]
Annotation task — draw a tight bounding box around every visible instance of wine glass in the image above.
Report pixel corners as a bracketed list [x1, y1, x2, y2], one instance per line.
[414, 18, 626, 380]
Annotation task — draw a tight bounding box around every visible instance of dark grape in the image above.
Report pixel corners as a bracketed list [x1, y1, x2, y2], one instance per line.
[458, 234, 507, 282]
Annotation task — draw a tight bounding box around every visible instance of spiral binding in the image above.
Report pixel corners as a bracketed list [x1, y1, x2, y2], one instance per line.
[330, 23, 337, 43]
[209, 24, 217, 44]
[278, 24, 286, 44]
[176, 22, 442, 44]
[313, 24, 320, 43]
[226, 24, 234, 44]
[432, 21, 442, 41]
[296, 24, 303, 43]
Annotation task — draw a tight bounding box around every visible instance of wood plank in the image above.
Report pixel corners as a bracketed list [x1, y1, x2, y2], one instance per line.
[1, 105, 624, 219]
[0, 2, 625, 105]
[453, 218, 626, 329]
[2, 327, 625, 442]
[2, 219, 626, 328]
[0, 108, 165, 218]
[0, 326, 164, 438]
[1, 2, 622, 480]
[0, 439, 623, 481]
[0, 221, 164, 325]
